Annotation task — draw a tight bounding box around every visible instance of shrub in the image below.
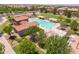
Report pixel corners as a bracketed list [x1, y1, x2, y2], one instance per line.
[70, 20, 79, 31]
[14, 39, 38, 54]
[24, 26, 40, 36]
[45, 36, 70, 54]
[3, 25, 12, 34]
[0, 42, 5, 54]
[7, 16, 13, 22]
[36, 29, 46, 48]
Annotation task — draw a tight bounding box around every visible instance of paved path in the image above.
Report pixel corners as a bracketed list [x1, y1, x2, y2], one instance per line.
[0, 36, 15, 54]
[0, 11, 40, 17]
[35, 43, 46, 53]
[0, 17, 7, 25]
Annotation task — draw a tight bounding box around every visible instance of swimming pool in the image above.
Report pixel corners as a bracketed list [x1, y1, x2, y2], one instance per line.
[29, 18, 57, 29]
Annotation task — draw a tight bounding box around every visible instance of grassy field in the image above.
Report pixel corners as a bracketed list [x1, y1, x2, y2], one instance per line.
[38, 13, 67, 20]
[0, 20, 10, 32]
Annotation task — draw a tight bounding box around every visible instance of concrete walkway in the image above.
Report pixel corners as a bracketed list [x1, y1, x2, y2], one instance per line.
[0, 36, 15, 54]
[0, 17, 7, 25]
[35, 43, 46, 53]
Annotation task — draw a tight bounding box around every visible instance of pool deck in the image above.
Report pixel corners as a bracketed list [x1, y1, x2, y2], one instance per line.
[29, 18, 60, 30]
[39, 22, 60, 31]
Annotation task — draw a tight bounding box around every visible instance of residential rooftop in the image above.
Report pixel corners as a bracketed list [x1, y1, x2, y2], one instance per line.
[68, 8, 79, 12]
[13, 21, 37, 32]
[14, 15, 29, 22]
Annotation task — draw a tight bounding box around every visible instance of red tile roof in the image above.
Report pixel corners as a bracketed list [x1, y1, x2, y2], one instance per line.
[68, 8, 78, 12]
[13, 22, 37, 32]
[14, 15, 29, 21]
[20, 21, 28, 24]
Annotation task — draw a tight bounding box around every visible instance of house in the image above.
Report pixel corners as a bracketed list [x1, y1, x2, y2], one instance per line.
[47, 7, 54, 13]
[13, 21, 37, 32]
[68, 8, 78, 12]
[13, 15, 29, 25]
[57, 7, 67, 15]
[12, 15, 38, 36]
[57, 7, 79, 17]
[68, 8, 79, 17]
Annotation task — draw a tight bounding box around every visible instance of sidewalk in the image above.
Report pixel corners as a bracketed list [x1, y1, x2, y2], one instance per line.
[0, 17, 7, 25]
[0, 36, 15, 54]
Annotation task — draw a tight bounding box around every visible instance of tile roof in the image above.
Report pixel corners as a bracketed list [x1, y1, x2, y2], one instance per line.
[14, 15, 29, 21]
[57, 8, 66, 11]
[13, 22, 37, 32]
[20, 21, 28, 24]
[68, 8, 78, 12]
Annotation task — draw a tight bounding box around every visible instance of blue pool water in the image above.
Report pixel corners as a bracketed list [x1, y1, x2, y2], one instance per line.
[29, 18, 56, 29]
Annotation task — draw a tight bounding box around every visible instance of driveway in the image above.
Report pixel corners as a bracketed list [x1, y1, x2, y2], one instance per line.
[0, 36, 15, 54]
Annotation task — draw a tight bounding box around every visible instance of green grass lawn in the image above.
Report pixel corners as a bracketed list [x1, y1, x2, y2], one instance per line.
[14, 43, 45, 54]
[0, 20, 11, 32]
[38, 13, 67, 20]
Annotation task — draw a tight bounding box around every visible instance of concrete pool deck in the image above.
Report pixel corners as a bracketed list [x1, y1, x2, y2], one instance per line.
[29, 18, 57, 29]
[40, 23, 67, 37]
[29, 17, 64, 37]
[38, 22, 65, 37]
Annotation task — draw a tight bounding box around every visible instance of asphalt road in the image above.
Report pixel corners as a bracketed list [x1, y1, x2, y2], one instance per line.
[0, 11, 40, 22]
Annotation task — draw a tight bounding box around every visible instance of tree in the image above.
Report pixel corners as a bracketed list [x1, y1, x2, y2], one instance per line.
[36, 29, 46, 48]
[24, 26, 40, 36]
[28, 27, 46, 47]
[64, 8, 68, 16]
[45, 36, 70, 54]
[53, 7, 57, 15]
[65, 18, 71, 23]
[66, 11, 71, 18]
[58, 15, 64, 20]
[7, 16, 13, 22]
[60, 21, 68, 27]
[30, 33, 37, 42]
[0, 42, 5, 54]
[60, 18, 71, 27]
[30, 6, 36, 11]
[39, 6, 48, 13]
[3, 25, 12, 34]
[14, 39, 38, 54]
[24, 7, 29, 11]
[33, 12, 36, 17]
[70, 20, 79, 31]
[76, 11, 79, 17]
